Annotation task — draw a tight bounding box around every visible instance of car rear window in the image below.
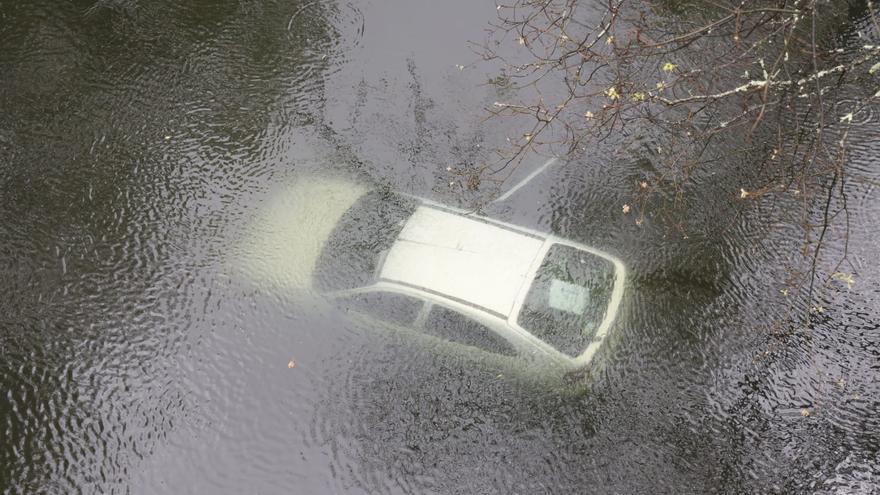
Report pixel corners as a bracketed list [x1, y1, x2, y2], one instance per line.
[517, 244, 616, 356]
[314, 190, 417, 292]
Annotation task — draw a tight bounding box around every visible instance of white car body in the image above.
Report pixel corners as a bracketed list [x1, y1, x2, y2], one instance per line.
[238, 176, 626, 374]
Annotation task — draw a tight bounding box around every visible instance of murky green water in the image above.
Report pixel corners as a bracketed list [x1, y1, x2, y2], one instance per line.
[2, 1, 878, 493]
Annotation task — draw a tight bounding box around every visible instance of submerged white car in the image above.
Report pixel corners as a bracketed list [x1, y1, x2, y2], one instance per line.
[239, 176, 625, 378]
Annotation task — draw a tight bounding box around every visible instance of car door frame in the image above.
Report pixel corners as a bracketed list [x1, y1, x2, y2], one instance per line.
[325, 285, 429, 335]
[326, 282, 569, 367]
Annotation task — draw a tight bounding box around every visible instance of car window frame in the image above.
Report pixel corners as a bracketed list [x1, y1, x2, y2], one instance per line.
[419, 302, 520, 357]
[326, 277, 586, 369]
[510, 238, 626, 367]
[513, 243, 617, 357]
[328, 283, 537, 359]
[328, 286, 429, 328]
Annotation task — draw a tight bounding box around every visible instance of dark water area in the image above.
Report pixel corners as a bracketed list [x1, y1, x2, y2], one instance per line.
[1, 1, 878, 493]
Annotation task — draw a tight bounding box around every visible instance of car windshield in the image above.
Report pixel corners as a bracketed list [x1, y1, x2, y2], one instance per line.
[517, 244, 616, 357]
[314, 190, 417, 292]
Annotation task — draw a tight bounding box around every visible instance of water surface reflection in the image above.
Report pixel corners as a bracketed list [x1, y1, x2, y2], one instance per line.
[1, 0, 878, 494]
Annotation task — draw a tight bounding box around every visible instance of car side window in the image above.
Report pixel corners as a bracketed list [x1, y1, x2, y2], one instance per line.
[336, 291, 423, 326]
[423, 305, 517, 356]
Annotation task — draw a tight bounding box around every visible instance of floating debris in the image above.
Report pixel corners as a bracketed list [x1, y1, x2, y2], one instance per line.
[831, 272, 855, 289]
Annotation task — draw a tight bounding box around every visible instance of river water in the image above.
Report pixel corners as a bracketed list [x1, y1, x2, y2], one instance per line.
[1, 1, 878, 493]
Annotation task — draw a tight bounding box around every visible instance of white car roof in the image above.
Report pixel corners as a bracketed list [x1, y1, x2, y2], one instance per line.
[379, 206, 546, 317]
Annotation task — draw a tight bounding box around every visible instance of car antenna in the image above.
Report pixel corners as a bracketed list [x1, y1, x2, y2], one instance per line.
[491, 156, 560, 204]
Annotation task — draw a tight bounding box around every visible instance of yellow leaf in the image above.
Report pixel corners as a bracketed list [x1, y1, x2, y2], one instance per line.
[604, 86, 620, 100]
[662, 62, 677, 73]
[831, 272, 855, 289]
